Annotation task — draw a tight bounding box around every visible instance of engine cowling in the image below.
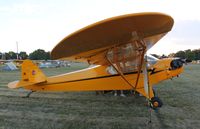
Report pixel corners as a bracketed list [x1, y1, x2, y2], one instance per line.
[170, 59, 183, 70]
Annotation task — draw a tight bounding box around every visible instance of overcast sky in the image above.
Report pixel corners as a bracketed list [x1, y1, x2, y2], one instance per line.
[0, 0, 200, 55]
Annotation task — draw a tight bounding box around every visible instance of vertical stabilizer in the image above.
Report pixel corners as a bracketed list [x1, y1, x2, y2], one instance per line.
[8, 60, 47, 89]
[21, 60, 47, 83]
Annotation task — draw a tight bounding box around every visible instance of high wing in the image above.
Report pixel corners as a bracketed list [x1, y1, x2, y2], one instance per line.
[51, 12, 173, 68]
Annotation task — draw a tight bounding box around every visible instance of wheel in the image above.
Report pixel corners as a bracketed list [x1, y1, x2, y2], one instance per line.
[150, 97, 163, 110]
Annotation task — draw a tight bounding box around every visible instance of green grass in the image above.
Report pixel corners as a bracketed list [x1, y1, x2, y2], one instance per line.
[0, 64, 200, 129]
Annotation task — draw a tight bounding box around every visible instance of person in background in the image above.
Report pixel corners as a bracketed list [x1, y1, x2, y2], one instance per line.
[106, 66, 126, 97]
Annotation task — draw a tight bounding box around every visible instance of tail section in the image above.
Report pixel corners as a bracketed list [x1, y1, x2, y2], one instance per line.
[8, 60, 47, 89]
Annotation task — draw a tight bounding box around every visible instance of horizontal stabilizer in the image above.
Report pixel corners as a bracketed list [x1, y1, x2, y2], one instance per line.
[8, 81, 20, 89]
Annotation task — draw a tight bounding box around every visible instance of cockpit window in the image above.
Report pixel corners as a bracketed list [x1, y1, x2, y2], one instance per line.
[106, 42, 159, 74]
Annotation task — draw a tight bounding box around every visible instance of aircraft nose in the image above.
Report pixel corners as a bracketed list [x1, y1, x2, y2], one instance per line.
[170, 59, 183, 70]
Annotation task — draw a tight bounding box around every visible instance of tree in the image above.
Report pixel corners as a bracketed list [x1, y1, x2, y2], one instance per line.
[193, 49, 200, 60]
[29, 49, 51, 60]
[185, 49, 195, 61]
[45, 51, 51, 60]
[4, 52, 11, 60]
[19, 51, 28, 60]
[8, 51, 17, 59]
[175, 50, 185, 59]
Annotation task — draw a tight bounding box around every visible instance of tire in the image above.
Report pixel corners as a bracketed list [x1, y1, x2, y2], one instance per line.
[150, 97, 163, 110]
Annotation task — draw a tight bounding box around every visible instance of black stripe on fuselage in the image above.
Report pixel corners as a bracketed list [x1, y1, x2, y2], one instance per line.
[44, 70, 164, 85]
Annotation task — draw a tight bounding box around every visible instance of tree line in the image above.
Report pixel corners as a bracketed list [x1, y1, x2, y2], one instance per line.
[0, 49, 51, 60]
[174, 49, 200, 61]
[144, 49, 200, 62]
[1, 48, 200, 61]
[165, 49, 200, 62]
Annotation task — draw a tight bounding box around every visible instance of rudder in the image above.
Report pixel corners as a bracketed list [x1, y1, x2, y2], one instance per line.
[21, 60, 46, 83]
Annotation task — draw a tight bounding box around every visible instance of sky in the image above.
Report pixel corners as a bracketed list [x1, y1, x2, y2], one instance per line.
[0, 0, 200, 55]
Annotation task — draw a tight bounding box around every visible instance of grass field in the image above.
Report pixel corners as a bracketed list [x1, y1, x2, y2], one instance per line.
[0, 64, 200, 129]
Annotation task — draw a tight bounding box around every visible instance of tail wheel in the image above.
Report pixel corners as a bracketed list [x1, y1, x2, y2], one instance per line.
[150, 97, 163, 110]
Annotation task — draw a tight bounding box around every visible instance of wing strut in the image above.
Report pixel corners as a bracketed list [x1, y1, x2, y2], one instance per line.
[105, 53, 135, 89]
[105, 40, 147, 90]
[134, 40, 146, 90]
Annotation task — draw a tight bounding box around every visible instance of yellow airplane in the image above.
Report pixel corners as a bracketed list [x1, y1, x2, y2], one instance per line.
[8, 12, 183, 109]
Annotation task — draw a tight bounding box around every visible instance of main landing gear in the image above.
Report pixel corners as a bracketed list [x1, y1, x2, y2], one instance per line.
[148, 95, 163, 124]
[148, 89, 163, 110]
[150, 97, 163, 110]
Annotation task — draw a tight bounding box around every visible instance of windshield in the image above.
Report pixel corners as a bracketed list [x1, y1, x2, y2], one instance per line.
[147, 55, 158, 65]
